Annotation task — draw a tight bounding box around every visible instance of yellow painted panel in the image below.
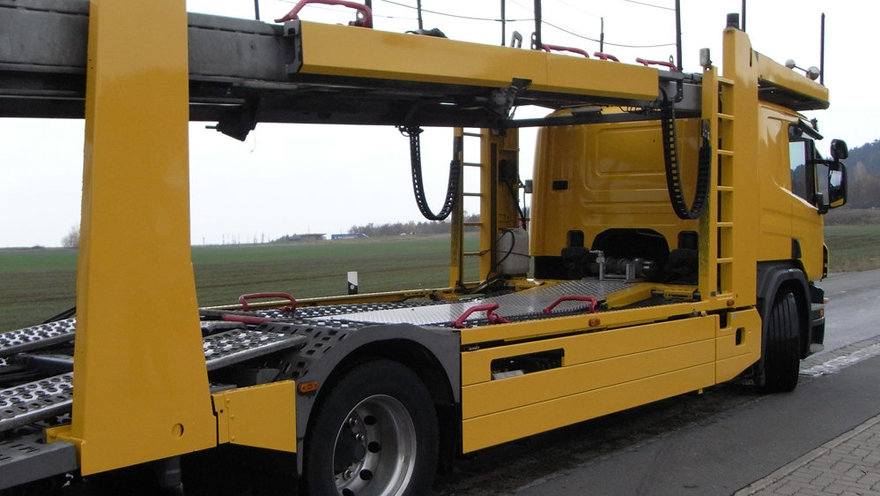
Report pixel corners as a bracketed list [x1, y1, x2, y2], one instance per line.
[462, 363, 714, 453]
[58, 0, 215, 475]
[297, 22, 657, 100]
[715, 309, 762, 382]
[461, 315, 717, 385]
[460, 299, 731, 345]
[529, 119, 700, 259]
[542, 53, 658, 99]
[462, 339, 714, 419]
[754, 52, 829, 107]
[213, 381, 297, 453]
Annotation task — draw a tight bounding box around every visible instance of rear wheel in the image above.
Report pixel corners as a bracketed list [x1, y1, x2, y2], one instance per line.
[760, 289, 801, 392]
[304, 359, 438, 496]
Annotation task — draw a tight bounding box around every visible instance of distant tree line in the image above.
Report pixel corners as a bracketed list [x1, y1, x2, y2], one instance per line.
[845, 139, 880, 209]
[349, 213, 481, 237]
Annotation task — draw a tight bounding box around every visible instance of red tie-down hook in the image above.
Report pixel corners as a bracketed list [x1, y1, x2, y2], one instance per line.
[542, 295, 599, 314]
[238, 292, 298, 313]
[451, 303, 511, 329]
[541, 44, 590, 58]
[275, 0, 373, 28]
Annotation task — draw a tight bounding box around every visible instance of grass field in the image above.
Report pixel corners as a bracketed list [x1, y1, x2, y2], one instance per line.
[1, 223, 877, 332]
[0, 235, 479, 331]
[824, 224, 880, 272]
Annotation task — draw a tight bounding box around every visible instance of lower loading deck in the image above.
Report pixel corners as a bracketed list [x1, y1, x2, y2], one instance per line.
[0, 278, 684, 434]
[0, 276, 758, 485]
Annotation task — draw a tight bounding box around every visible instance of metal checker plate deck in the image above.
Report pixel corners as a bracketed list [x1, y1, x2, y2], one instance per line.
[203, 328, 307, 371]
[0, 329, 308, 432]
[0, 373, 72, 433]
[309, 279, 631, 326]
[258, 301, 441, 320]
[0, 319, 76, 358]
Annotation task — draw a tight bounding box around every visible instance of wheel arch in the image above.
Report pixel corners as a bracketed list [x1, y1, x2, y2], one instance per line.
[284, 324, 460, 473]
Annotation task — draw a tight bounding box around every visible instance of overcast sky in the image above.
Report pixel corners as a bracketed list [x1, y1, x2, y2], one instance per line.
[0, 0, 874, 248]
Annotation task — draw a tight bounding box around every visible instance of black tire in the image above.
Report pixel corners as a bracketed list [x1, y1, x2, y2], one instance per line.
[760, 290, 801, 393]
[303, 359, 438, 496]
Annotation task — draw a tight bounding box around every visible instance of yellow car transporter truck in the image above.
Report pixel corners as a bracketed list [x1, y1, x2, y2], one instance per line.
[0, 1, 848, 494]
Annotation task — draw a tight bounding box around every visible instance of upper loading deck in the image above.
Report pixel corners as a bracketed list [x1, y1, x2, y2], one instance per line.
[0, 0, 828, 134]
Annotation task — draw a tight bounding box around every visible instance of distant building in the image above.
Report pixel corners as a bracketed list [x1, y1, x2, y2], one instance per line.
[330, 233, 368, 240]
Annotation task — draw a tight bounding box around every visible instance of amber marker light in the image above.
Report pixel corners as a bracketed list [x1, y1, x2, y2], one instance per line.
[298, 381, 319, 394]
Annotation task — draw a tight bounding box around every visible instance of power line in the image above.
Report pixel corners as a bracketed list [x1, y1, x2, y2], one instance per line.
[541, 18, 675, 48]
[372, 1, 674, 50]
[622, 0, 675, 11]
[376, 0, 531, 22]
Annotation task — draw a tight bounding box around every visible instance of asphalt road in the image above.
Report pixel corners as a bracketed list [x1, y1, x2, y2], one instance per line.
[432, 269, 880, 496]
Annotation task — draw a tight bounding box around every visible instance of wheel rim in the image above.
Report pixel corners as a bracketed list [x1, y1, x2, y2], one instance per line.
[332, 394, 418, 496]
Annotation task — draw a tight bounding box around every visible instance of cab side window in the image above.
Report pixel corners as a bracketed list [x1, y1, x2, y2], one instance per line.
[789, 140, 810, 202]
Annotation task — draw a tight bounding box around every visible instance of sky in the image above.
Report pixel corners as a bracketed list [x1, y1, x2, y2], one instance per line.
[1, 0, 875, 247]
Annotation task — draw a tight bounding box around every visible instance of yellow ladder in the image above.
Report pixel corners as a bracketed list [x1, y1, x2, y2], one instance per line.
[700, 69, 736, 299]
[449, 128, 491, 290]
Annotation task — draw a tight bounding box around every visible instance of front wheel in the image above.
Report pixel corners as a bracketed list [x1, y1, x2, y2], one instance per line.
[759, 289, 801, 393]
[303, 359, 438, 496]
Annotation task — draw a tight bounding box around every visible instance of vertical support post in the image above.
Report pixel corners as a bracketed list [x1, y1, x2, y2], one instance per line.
[53, 0, 215, 475]
[479, 130, 520, 282]
[720, 23, 759, 306]
[531, 0, 542, 50]
[500, 0, 506, 47]
[416, 0, 423, 30]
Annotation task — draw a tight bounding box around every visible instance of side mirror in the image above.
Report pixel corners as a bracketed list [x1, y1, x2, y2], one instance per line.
[828, 166, 847, 208]
[830, 139, 848, 160]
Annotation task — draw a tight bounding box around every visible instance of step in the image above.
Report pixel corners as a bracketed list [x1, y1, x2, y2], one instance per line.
[0, 432, 78, 491]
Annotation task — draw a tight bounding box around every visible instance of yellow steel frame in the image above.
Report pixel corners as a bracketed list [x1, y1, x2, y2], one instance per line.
[50, 0, 216, 474]
[295, 21, 659, 100]
[48, 0, 297, 475]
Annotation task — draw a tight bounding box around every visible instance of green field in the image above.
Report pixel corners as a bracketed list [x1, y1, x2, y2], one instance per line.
[1, 224, 877, 332]
[824, 224, 880, 272]
[0, 235, 479, 331]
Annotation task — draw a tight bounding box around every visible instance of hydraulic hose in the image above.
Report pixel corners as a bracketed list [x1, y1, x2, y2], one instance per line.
[660, 94, 711, 220]
[400, 125, 461, 221]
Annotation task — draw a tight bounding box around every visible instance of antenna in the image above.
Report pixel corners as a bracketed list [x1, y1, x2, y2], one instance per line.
[741, 0, 746, 32]
[600, 17, 605, 53]
[820, 13, 826, 85]
[674, 0, 682, 71]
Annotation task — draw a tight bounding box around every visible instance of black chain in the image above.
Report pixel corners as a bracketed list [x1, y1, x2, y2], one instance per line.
[660, 102, 711, 220]
[400, 126, 461, 221]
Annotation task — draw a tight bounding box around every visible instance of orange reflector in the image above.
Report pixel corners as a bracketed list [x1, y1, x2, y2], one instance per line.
[589, 318, 601, 327]
[298, 381, 319, 394]
[727, 300, 735, 307]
